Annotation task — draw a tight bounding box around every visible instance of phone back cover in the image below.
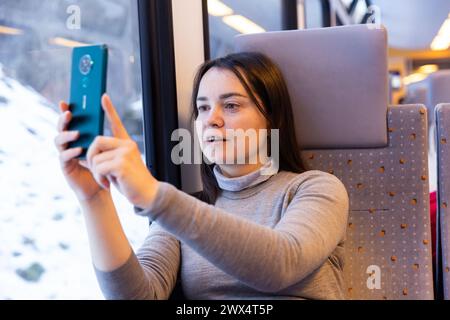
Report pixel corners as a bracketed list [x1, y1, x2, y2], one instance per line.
[68, 45, 107, 157]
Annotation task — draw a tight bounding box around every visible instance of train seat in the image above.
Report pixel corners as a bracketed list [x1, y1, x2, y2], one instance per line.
[235, 25, 434, 299]
[435, 103, 450, 299]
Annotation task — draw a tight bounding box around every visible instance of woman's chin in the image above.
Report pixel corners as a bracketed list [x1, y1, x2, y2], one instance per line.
[202, 145, 253, 165]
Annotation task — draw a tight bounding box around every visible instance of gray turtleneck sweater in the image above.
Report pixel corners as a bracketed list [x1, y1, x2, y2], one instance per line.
[94, 167, 349, 300]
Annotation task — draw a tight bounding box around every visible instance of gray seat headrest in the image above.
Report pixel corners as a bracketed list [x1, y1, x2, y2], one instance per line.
[428, 70, 450, 108]
[235, 25, 388, 149]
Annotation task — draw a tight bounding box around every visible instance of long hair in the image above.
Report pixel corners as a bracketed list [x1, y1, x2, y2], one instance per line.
[191, 52, 305, 204]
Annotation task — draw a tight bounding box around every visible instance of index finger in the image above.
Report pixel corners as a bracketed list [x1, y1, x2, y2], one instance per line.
[102, 94, 130, 140]
[59, 101, 70, 113]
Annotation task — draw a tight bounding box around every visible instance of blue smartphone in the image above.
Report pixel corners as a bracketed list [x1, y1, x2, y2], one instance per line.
[67, 44, 108, 159]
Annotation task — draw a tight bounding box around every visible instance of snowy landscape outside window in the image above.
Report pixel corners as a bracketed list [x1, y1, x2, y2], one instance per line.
[0, 0, 149, 299]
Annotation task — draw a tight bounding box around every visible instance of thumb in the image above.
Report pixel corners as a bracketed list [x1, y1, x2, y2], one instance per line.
[102, 94, 130, 140]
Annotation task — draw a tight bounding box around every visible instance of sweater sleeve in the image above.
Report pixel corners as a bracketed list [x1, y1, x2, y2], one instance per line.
[141, 171, 349, 293]
[94, 223, 181, 300]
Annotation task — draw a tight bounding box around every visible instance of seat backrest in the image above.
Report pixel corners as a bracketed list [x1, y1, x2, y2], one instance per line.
[429, 71, 450, 110]
[406, 71, 450, 194]
[435, 103, 450, 299]
[406, 70, 450, 126]
[235, 25, 388, 150]
[235, 25, 434, 300]
[404, 85, 428, 109]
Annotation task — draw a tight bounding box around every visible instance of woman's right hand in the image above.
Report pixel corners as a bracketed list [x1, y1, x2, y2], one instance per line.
[54, 101, 109, 202]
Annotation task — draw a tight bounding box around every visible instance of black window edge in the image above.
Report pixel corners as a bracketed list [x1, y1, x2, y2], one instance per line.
[320, 0, 331, 27]
[282, 0, 299, 30]
[137, 0, 181, 189]
[202, 0, 211, 61]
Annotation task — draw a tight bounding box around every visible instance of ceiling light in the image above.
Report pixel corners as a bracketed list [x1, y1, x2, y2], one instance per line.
[0, 25, 23, 35]
[431, 35, 449, 51]
[222, 15, 265, 34]
[208, 0, 233, 17]
[439, 19, 450, 38]
[403, 73, 428, 86]
[49, 37, 90, 48]
[431, 14, 450, 51]
[417, 64, 439, 74]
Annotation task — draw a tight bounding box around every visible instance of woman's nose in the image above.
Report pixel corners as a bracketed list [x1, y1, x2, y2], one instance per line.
[205, 106, 224, 128]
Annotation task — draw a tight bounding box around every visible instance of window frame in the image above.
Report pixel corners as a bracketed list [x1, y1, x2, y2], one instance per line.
[137, 0, 181, 188]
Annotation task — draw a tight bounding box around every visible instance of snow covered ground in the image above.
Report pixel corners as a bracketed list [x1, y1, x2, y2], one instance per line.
[0, 63, 149, 299]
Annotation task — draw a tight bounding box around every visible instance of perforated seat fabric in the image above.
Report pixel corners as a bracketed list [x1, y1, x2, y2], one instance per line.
[405, 83, 438, 192]
[435, 103, 450, 299]
[300, 105, 434, 299]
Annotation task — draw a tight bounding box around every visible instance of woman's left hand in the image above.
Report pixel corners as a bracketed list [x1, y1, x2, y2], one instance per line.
[86, 94, 159, 209]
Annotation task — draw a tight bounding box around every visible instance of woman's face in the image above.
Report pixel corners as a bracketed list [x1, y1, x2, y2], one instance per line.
[195, 67, 269, 166]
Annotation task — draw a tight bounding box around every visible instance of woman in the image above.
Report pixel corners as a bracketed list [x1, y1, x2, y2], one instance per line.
[54, 52, 349, 299]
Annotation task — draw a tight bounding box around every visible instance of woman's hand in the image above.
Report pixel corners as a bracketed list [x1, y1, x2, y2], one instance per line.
[86, 94, 159, 209]
[54, 101, 106, 202]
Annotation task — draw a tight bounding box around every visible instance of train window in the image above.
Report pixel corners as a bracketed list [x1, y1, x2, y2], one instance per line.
[390, 71, 402, 91]
[304, 0, 325, 28]
[206, 0, 286, 58]
[0, 0, 148, 299]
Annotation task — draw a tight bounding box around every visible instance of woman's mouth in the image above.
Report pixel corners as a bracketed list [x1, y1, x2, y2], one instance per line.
[204, 136, 227, 143]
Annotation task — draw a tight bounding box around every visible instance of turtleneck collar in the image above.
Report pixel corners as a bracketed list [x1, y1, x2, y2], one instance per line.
[213, 159, 279, 192]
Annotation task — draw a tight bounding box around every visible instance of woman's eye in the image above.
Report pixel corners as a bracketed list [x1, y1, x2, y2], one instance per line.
[225, 103, 239, 110]
[198, 105, 208, 112]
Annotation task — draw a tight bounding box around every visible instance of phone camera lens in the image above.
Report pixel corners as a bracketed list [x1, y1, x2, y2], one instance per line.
[79, 55, 93, 75]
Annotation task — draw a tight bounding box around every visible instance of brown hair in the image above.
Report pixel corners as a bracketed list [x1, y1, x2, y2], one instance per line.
[191, 52, 305, 204]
